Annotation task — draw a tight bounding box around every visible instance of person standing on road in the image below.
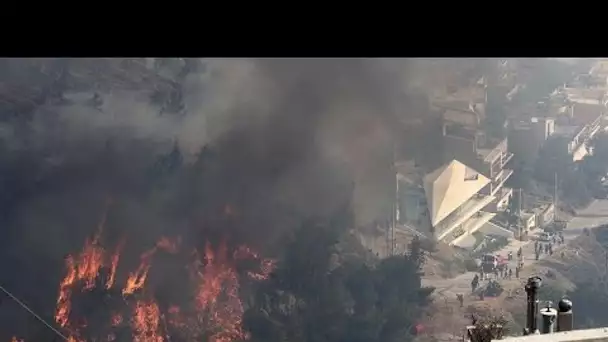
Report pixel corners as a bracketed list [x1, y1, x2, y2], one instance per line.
[515, 266, 520, 278]
[471, 275, 479, 293]
[508, 268, 513, 279]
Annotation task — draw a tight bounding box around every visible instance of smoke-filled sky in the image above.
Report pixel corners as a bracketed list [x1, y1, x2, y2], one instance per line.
[0, 58, 419, 338]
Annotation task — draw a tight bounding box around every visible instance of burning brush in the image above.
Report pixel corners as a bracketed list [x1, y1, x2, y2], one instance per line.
[52, 221, 274, 342]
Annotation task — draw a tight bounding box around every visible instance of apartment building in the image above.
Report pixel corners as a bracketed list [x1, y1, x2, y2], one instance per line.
[441, 107, 514, 214]
[395, 81, 514, 246]
[509, 117, 555, 167]
[546, 86, 606, 162]
[396, 159, 497, 246]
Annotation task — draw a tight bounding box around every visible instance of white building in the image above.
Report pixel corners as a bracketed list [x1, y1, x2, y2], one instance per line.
[397, 159, 497, 246]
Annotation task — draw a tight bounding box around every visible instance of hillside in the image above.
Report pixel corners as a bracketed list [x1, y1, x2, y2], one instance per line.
[417, 229, 608, 340]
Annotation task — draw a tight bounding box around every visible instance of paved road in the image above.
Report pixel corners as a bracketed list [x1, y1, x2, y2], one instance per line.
[422, 200, 608, 298]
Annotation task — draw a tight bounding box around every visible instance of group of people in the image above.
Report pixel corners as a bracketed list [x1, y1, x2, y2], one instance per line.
[469, 273, 505, 303]
[480, 265, 516, 282]
[459, 231, 569, 308]
[534, 232, 565, 260]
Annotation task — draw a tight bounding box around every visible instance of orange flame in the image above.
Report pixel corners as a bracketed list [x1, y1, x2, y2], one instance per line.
[132, 300, 163, 342]
[122, 249, 155, 296]
[76, 237, 105, 290]
[106, 237, 126, 289]
[234, 245, 276, 280]
[55, 255, 76, 328]
[111, 313, 123, 327]
[52, 213, 274, 342]
[190, 241, 268, 342]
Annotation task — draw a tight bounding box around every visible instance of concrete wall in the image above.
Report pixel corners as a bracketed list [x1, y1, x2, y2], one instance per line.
[537, 204, 555, 227]
[523, 214, 537, 230]
[509, 119, 553, 167]
[480, 222, 514, 239]
[510, 127, 540, 166]
[496, 327, 608, 341]
[443, 135, 478, 168]
[496, 192, 512, 212]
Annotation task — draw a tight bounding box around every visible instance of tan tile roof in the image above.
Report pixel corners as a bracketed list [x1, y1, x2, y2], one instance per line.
[423, 160, 490, 226]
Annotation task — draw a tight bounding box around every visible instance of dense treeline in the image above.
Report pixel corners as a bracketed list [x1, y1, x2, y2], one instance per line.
[0, 138, 433, 341]
[531, 132, 608, 208]
[244, 223, 434, 342]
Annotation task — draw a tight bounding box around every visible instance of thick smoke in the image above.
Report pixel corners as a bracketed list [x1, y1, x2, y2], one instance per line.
[0, 58, 413, 339]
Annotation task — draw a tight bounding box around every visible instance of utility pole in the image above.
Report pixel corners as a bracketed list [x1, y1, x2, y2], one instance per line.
[518, 188, 523, 240]
[554, 172, 559, 222]
[519, 188, 523, 215]
[391, 140, 397, 256]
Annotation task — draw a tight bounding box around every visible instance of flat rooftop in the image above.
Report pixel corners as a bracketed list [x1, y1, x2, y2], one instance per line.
[496, 328, 608, 342]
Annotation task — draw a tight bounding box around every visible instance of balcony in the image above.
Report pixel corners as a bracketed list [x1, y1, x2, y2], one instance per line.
[501, 152, 514, 169]
[495, 187, 513, 211]
[479, 138, 508, 164]
[449, 211, 497, 246]
[491, 169, 514, 196]
[435, 194, 496, 241]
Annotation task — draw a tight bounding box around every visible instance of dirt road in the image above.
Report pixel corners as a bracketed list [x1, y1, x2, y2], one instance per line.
[422, 200, 608, 298]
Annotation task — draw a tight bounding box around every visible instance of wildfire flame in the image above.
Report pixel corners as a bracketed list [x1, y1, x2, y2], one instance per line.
[192, 242, 247, 342]
[122, 249, 154, 297]
[132, 300, 163, 342]
[106, 238, 126, 289]
[52, 218, 273, 342]
[111, 313, 123, 326]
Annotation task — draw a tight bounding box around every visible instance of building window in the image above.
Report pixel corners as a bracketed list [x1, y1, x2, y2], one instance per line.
[465, 174, 479, 181]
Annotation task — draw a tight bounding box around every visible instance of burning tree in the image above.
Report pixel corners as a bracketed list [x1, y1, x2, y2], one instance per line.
[52, 215, 275, 342]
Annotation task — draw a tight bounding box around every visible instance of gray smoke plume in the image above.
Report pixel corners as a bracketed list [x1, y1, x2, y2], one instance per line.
[0, 58, 415, 339]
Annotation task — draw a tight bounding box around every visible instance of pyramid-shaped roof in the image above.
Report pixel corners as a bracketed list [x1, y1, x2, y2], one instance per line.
[423, 160, 490, 226]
